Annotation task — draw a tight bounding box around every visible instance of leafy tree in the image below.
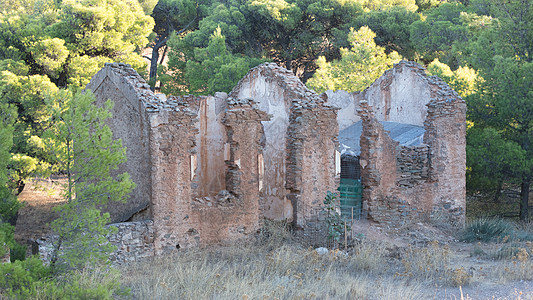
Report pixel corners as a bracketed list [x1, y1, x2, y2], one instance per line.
[0, 102, 22, 225]
[0, 0, 153, 193]
[426, 58, 478, 98]
[354, 0, 418, 12]
[409, 2, 470, 67]
[465, 0, 533, 220]
[348, 6, 420, 60]
[146, 0, 199, 90]
[44, 90, 135, 270]
[415, 0, 445, 12]
[166, 0, 364, 87]
[162, 26, 265, 95]
[306, 26, 401, 93]
[466, 128, 527, 202]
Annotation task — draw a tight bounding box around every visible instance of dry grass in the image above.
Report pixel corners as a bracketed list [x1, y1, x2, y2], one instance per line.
[120, 243, 424, 300]
[118, 229, 533, 300]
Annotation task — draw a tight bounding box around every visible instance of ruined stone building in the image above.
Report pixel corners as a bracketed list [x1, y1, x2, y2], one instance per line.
[326, 61, 466, 227]
[53, 60, 465, 262]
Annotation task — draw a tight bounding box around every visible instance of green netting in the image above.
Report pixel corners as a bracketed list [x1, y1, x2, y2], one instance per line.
[338, 178, 362, 220]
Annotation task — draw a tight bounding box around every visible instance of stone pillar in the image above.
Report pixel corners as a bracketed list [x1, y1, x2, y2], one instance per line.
[287, 101, 338, 228]
[424, 83, 467, 226]
[222, 98, 270, 232]
[149, 108, 199, 254]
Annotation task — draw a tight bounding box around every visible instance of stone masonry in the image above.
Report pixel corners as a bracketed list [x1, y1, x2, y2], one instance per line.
[75, 62, 338, 260]
[230, 63, 339, 226]
[345, 61, 466, 226]
[36, 61, 466, 263]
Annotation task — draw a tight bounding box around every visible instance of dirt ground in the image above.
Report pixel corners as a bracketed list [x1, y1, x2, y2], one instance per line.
[14, 177, 67, 247]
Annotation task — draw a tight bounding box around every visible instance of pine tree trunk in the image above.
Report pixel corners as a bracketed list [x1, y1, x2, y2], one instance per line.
[149, 46, 159, 91]
[520, 180, 530, 221]
[493, 180, 503, 203]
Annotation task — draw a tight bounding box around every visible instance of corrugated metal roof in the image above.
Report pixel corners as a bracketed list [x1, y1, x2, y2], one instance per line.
[339, 121, 425, 156]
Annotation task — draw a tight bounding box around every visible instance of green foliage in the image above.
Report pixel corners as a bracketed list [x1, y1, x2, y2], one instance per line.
[415, 0, 444, 12]
[0, 101, 23, 226]
[0, 257, 51, 298]
[354, 0, 418, 12]
[7, 153, 38, 193]
[322, 191, 349, 245]
[0, 102, 16, 186]
[43, 90, 135, 271]
[427, 58, 479, 98]
[0, 257, 128, 299]
[0, 187, 22, 226]
[0, 0, 154, 192]
[307, 26, 401, 93]
[164, 0, 365, 87]
[463, 0, 533, 219]
[348, 7, 420, 60]
[461, 217, 516, 242]
[163, 26, 265, 95]
[409, 2, 470, 66]
[0, 222, 26, 261]
[466, 127, 527, 190]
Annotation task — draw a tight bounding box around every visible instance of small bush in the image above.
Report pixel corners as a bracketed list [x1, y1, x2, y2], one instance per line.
[461, 217, 516, 242]
[0, 222, 27, 262]
[0, 257, 51, 298]
[469, 243, 487, 258]
[0, 257, 128, 299]
[495, 243, 532, 260]
[255, 219, 293, 250]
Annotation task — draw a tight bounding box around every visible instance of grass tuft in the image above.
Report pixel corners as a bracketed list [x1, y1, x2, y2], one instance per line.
[461, 217, 516, 242]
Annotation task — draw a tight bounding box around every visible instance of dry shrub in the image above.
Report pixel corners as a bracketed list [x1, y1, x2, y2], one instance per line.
[348, 240, 389, 274]
[398, 241, 471, 287]
[492, 247, 533, 283]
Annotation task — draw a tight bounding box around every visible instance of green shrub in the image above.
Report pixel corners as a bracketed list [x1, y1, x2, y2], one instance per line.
[0, 222, 27, 262]
[461, 217, 516, 242]
[0, 257, 129, 299]
[0, 257, 51, 298]
[0, 186, 22, 225]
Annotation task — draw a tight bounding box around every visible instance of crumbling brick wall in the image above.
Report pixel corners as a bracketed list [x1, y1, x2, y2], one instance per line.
[231, 63, 339, 226]
[356, 61, 466, 226]
[148, 102, 199, 254]
[186, 98, 269, 246]
[286, 102, 339, 227]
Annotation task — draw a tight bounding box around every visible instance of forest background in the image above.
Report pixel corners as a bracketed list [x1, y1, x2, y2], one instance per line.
[0, 0, 531, 273]
[0, 0, 532, 297]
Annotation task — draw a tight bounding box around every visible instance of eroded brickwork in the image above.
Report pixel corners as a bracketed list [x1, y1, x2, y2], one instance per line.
[38, 60, 467, 263]
[148, 106, 199, 254]
[286, 102, 339, 227]
[231, 63, 339, 225]
[357, 61, 466, 226]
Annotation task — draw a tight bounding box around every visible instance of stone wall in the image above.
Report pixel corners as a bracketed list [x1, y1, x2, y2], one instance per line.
[286, 102, 339, 227]
[357, 61, 466, 226]
[231, 63, 338, 224]
[35, 220, 154, 265]
[86, 63, 154, 222]
[147, 103, 199, 254]
[108, 220, 154, 264]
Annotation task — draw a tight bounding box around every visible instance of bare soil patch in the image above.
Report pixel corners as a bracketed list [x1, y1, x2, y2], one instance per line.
[14, 177, 67, 246]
